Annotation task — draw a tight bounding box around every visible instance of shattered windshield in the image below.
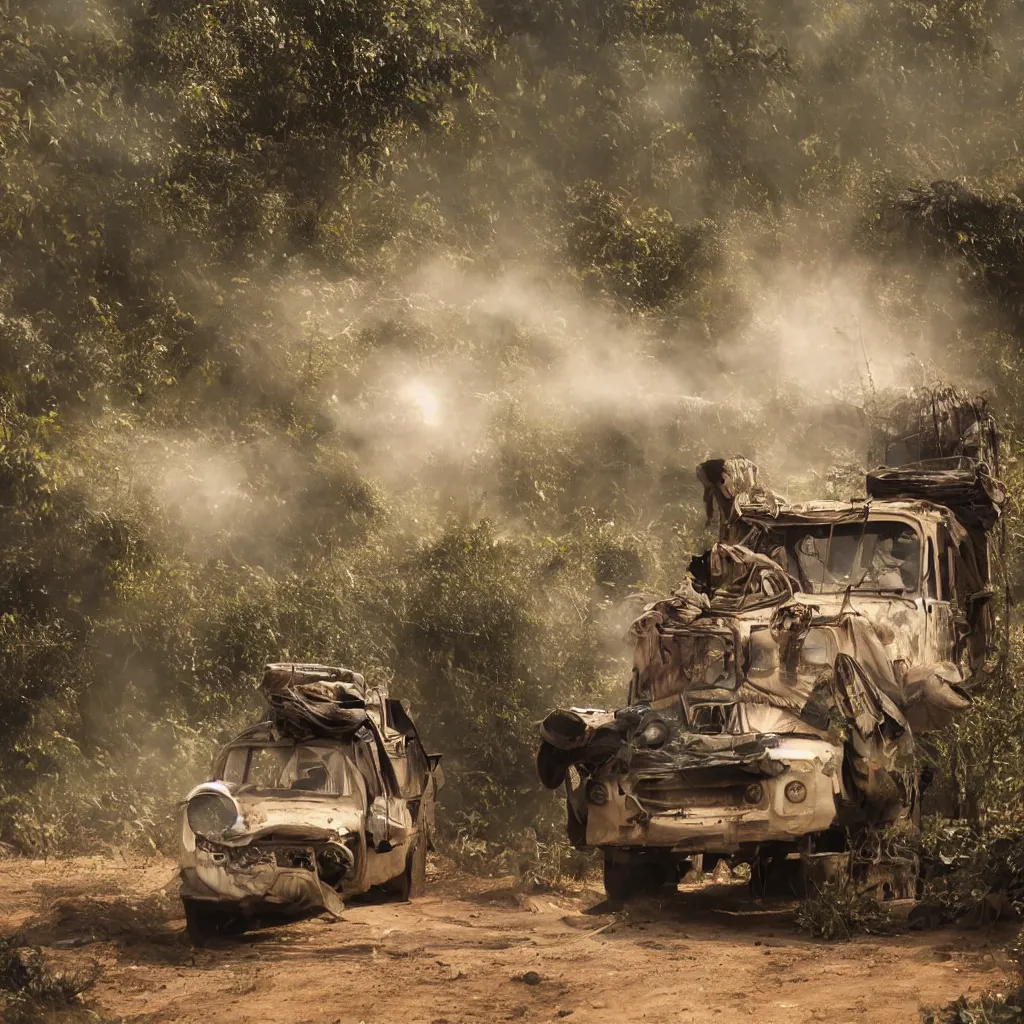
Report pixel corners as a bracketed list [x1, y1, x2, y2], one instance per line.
[221, 744, 353, 795]
[753, 520, 921, 595]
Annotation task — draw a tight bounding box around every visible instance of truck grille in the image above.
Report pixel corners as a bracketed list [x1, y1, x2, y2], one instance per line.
[633, 779, 745, 813]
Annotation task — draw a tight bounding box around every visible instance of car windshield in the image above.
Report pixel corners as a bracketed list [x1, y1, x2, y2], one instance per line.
[753, 520, 921, 595]
[221, 743, 353, 795]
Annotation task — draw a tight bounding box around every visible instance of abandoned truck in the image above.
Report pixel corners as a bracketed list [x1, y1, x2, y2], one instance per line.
[179, 663, 443, 938]
[538, 388, 1005, 900]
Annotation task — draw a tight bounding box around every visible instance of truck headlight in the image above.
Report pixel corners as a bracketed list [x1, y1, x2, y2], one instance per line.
[748, 630, 778, 674]
[586, 780, 609, 805]
[800, 629, 834, 667]
[784, 781, 808, 804]
[638, 718, 669, 749]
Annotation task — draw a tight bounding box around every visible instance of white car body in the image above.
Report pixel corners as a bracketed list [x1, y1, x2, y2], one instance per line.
[178, 665, 442, 935]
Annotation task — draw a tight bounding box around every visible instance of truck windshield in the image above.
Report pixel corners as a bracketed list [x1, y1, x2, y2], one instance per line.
[221, 744, 353, 795]
[755, 521, 921, 595]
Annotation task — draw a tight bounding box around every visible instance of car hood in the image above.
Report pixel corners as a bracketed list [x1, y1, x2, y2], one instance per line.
[187, 780, 365, 845]
[231, 793, 363, 843]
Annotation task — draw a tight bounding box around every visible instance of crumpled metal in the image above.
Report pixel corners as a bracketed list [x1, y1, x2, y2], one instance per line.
[866, 460, 1005, 531]
[261, 663, 370, 737]
[707, 543, 796, 611]
[900, 661, 972, 733]
[697, 457, 782, 526]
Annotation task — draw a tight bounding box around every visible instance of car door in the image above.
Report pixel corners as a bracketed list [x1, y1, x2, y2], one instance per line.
[359, 729, 413, 886]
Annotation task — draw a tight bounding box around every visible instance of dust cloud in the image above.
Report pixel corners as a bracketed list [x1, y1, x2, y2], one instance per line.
[96, 0, 1020, 548]
[116, 249, 963, 561]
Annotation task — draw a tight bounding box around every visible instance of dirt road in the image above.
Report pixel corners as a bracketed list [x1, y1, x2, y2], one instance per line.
[0, 854, 1015, 1024]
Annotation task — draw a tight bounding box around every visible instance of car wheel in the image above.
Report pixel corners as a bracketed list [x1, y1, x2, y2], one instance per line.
[182, 899, 247, 943]
[602, 851, 668, 902]
[385, 833, 428, 903]
[407, 830, 428, 899]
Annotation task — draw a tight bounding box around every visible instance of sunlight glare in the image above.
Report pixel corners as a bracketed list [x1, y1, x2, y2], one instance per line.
[400, 380, 442, 427]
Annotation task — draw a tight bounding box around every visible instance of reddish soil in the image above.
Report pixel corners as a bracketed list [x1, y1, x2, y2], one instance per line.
[0, 854, 1015, 1024]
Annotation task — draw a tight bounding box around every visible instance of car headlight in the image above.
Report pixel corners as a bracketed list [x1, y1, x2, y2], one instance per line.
[187, 792, 239, 839]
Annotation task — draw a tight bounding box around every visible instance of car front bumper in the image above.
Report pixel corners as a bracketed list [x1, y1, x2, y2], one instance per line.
[180, 845, 346, 917]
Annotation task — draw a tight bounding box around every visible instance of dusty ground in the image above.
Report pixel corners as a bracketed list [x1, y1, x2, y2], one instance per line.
[0, 854, 1016, 1024]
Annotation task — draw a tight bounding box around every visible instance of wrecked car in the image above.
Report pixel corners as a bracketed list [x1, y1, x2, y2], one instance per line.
[179, 663, 443, 938]
[538, 387, 1004, 900]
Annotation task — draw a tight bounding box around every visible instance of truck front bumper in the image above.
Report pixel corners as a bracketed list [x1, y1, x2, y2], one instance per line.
[583, 739, 842, 853]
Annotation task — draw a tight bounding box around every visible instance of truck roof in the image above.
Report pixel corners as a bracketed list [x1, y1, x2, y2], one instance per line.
[780, 498, 947, 519]
[742, 496, 953, 526]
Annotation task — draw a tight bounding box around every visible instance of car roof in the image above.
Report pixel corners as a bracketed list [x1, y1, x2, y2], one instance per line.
[222, 721, 350, 747]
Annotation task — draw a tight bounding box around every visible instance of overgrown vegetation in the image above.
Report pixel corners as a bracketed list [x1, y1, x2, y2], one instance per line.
[796, 816, 1024, 942]
[923, 935, 1024, 1024]
[921, 818, 1024, 922]
[0, 936, 100, 1024]
[1, 0, 1024, 891]
[924, 991, 1024, 1024]
[795, 880, 893, 942]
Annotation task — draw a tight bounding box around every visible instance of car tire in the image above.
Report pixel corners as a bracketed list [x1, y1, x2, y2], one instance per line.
[183, 899, 246, 943]
[385, 832, 428, 902]
[408, 830, 428, 899]
[602, 851, 667, 901]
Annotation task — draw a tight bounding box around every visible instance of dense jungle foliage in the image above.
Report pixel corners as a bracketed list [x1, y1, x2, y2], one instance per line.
[2, 0, 1024, 892]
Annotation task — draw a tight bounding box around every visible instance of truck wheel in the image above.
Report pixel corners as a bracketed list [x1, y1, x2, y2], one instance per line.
[602, 852, 667, 901]
[566, 800, 587, 848]
[183, 899, 246, 943]
[750, 852, 805, 900]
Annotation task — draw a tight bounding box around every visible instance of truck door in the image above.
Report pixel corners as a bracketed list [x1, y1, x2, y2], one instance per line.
[929, 524, 978, 670]
[925, 528, 956, 665]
